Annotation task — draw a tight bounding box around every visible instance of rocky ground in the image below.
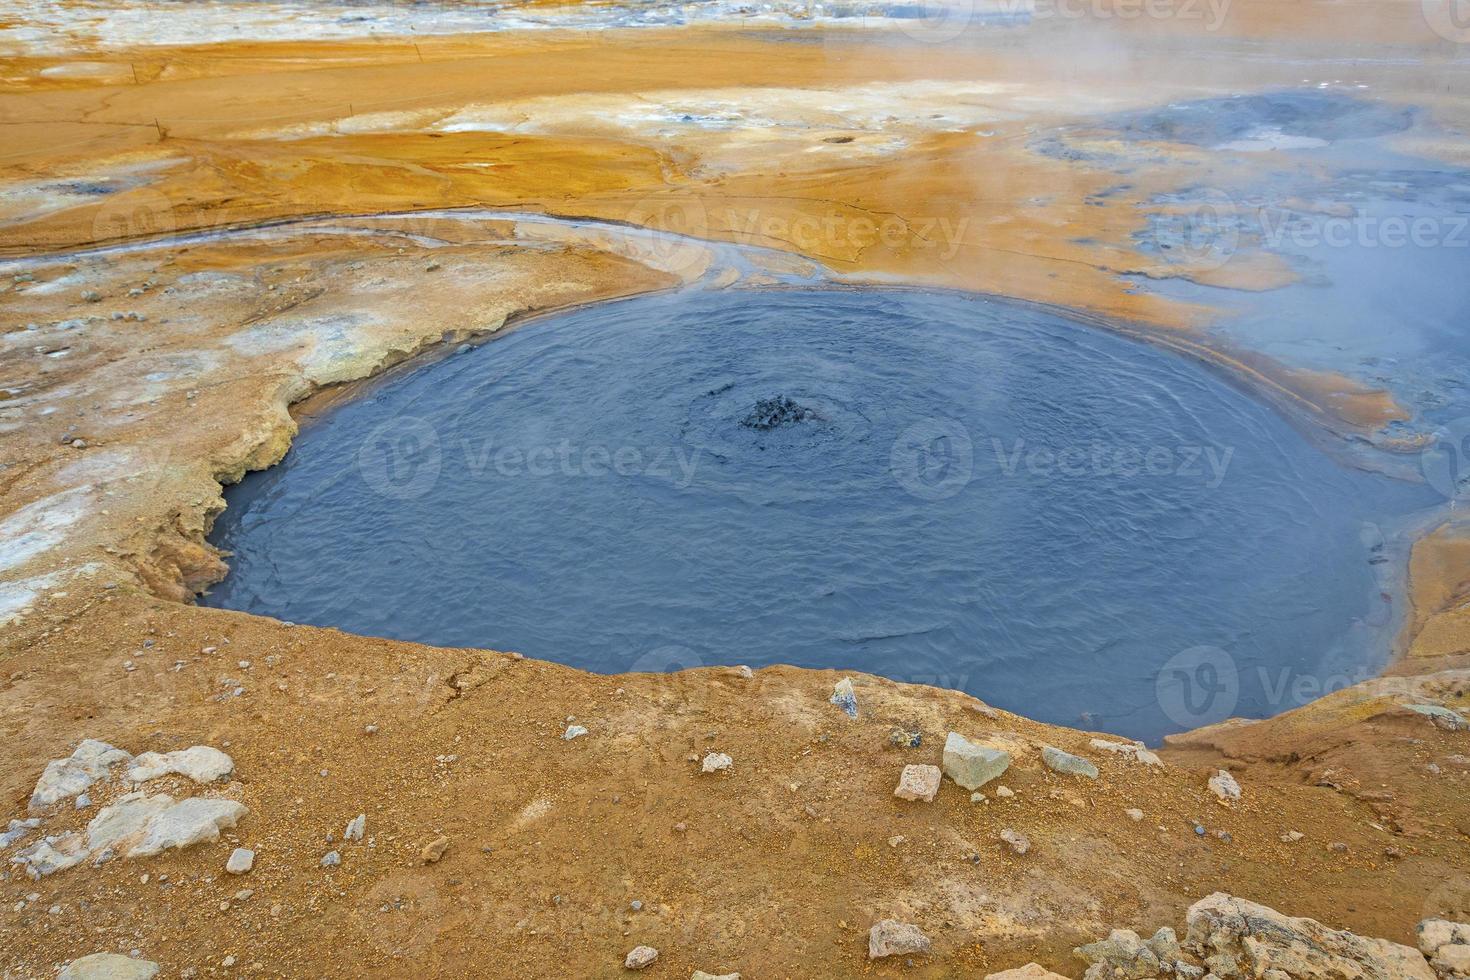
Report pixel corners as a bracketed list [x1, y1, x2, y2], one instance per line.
[2, 2, 1470, 977]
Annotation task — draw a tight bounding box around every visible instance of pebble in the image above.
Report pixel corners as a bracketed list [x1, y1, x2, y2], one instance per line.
[564, 724, 589, 740]
[1000, 829, 1030, 855]
[320, 851, 341, 867]
[630, 900, 643, 911]
[830, 677, 858, 719]
[226, 848, 254, 874]
[893, 764, 942, 803]
[625, 945, 659, 970]
[1125, 808, 1144, 822]
[701, 752, 733, 773]
[868, 920, 931, 960]
[1281, 830, 1304, 842]
[345, 814, 366, 841]
[421, 836, 451, 864]
[995, 786, 1014, 798]
[1208, 769, 1242, 801]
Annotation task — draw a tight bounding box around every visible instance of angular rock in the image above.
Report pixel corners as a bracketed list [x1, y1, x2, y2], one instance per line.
[942, 732, 1011, 790]
[1208, 770, 1242, 802]
[127, 746, 234, 784]
[1148, 926, 1183, 963]
[226, 848, 255, 874]
[1089, 738, 1162, 766]
[10, 833, 88, 879]
[691, 972, 741, 980]
[0, 817, 41, 849]
[421, 836, 451, 864]
[984, 965, 1072, 980]
[87, 793, 177, 855]
[869, 919, 932, 959]
[1420, 920, 1470, 956]
[57, 953, 160, 980]
[1186, 892, 1435, 980]
[563, 724, 589, 740]
[345, 814, 366, 841]
[1000, 829, 1030, 855]
[1075, 929, 1158, 980]
[29, 739, 132, 811]
[1405, 704, 1470, 732]
[127, 798, 247, 858]
[1042, 746, 1099, 779]
[321, 850, 341, 867]
[1419, 919, 1470, 978]
[830, 677, 858, 719]
[894, 764, 942, 802]
[625, 945, 659, 970]
[702, 752, 733, 773]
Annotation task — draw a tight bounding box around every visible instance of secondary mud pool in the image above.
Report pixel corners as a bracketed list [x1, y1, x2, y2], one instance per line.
[203, 289, 1439, 741]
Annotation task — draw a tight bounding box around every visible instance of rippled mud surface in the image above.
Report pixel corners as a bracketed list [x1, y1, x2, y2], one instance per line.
[205, 289, 1437, 741]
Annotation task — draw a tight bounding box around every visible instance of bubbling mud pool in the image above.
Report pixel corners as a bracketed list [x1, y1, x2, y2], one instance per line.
[203, 289, 1439, 741]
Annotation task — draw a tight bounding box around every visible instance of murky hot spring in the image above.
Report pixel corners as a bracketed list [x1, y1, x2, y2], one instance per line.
[204, 289, 1436, 741]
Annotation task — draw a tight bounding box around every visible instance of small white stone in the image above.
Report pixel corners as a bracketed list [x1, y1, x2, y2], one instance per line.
[345, 814, 366, 841]
[564, 725, 588, 740]
[1208, 769, 1242, 802]
[226, 848, 254, 874]
[625, 946, 659, 970]
[701, 752, 733, 773]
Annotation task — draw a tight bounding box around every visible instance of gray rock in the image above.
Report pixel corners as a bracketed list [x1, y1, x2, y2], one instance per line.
[0, 817, 41, 849]
[126, 798, 248, 858]
[1076, 929, 1159, 979]
[226, 848, 255, 874]
[57, 953, 160, 980]
[1000, 829, 1030, 855]
[625, 945, 659, 970]
[29, 739, 132, 811]
[563, 724, 589, 740]
[1186, 892, 1435, 980]
[10, 833, 88, 879]
[1042, 746, 1099, 779]
[345, 814, 366, 841]
[1149, 926, 1183, 964]
[1090, 737, 1162, 766]
[127, 746, 234, 784]
[1406, 704, 1470, 732]
[942, 732, 1012, 790]
[1208, 770, 1242, 802]
[701, 752, 733, 773]
[1418, 919, 1470, 978]
[869, 919, 932, 960]
[984, 965, 1072, 980]
[893, 764, 942, 802]
[691, 972, 741, 980]
[86, 793, 176, 855]
[830, 678, 858, 719]
[321, 850, 341, 867]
